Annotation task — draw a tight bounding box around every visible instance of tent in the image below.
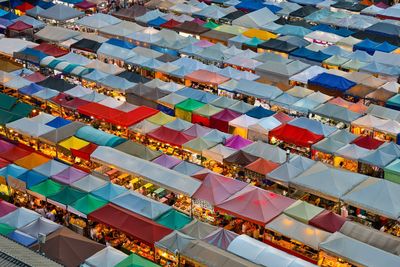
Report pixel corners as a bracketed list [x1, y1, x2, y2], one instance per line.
[192, 173, 247, 206]
[312, 103, 362, 124]
[164, 118, 193, 131]
[115, 253, 160, 267]
[320, 232, 400, 267]
[175, 98, 205, 122]
[7, 230, 37, 247]
[182, 137, 217, 155]
[269, 124, 324, 148]
[215, 186, 295, 225]
[0, 199, 16, 217]
[309, 210, 346, 233]
[308, 73, 356, 95]
[91, 182, 127, 202]
[202, 144, 237, 163]
[183, 124, 212, 138]
[342, 178, 400, 219]
[28, 179, 64, 199]
[283, 200, 324, 224]
[155, 209, 192, 230]
[75, 126, 125, 147]
[68, 194, 108, 217]
[88, 204, 172, 246]
[224, 135, 252, 150]
[152, 154, 182, 169]
[84, 247, 128, 267]
[179, 219, 218, 239]
[228, 115, 259, 138]
[192, 104, 223, 127]
[19, 217, 60, 238]
[157, 93, 187, 115]
[47, 186, 86, 208]
[292, 162, 367, 201]
[31, 227, 105, 267]
[210, 109, 241, 133]
[115, 140, 162, 161]
[227, 234, 315, 267]
[146, 111, 176, 125]
[7, 169, 48, 190]
[37, 4, 83, 22]
[0, 207, 40, 228]
[51, 166, 87, 185]
[0, 223, 15, 235]
[351, 135, 384, 150]
[247, 116, 281, 142]
[13, 153, 50, 170]
[147, 126, 195, 147]
[245, 158, 279, 176]
[202, 228, 238, 250]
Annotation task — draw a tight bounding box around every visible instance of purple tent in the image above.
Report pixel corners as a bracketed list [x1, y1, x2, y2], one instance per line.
[202, 228, 238, 250]
[224, 135, 253, 150]
[152, 154, 182, 169]
[183, 124, 212, 138]
[52, 167, 88, 184]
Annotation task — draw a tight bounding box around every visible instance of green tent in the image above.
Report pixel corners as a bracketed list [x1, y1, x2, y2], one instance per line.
[203, 21, 220, 29]
[386, 95, 400, 111]
[69, 194, 108, 215]
[28, 179, 64, 198]
[0, 223, 15, 235]
[0, 93, 17, 111]
[341, 59, 367, 71]
[323, 55, 349, 67]
[384, 159, 400, 184]
[192, 104, 222, 118]
[0, 110, 21, 125]
[283, 200, 324, 224]
[182, 137, 217, 154]
[10, 102, 33, 117]
[47, 186, 86, 206]
[175, 99, 205, 122]
[115, 253, 161, 267]
[155, 209, 192, 230]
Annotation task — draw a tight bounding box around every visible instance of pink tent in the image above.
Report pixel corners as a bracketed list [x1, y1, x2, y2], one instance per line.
[192, 18, 205, 25]
[152, 154, 182, 169]
[215, 186, 295, 225]
[52, 167, 88, 185]
[0, 199, 17, 217]
[193, 40, 214, 48]
[309, 210, 346, 233]
[210, 109, 241, 133]
[192, 173, 247, 206]
[203, 228, 238, 250]
[224, 135, 253, 150]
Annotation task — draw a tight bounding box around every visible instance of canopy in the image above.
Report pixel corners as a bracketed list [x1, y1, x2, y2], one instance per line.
[164, 118, 193, 131]
[224, 135, 252, 150]
[215, 186, 295, 225]
[0, 199, 17, 217]
[342, 178, 400, 219]
[6, 118, 55, 138]
[155, 209, 192, 230]
[245, 158, 279, 176]
[91, 183, 127, 202]
[0, 207, 40, 228]
[182, 137, 217, 154]
[309, 210, 346, 233]
[47, 186, 86, 208]
[320, 232, 400, 267]
[68, 194, 108, 217]
[202, 144, 237, 163]
[227, 235, 315, 267]
[51, 166, 87, 185]
[111, 191, 171, 220]
[13, 153, 50, 170]
[7, 230, 37, 247]
[185, 70, 230, 86]
[146, 111, 176, 125]
[28, 179, 64, 199]
[115, 253, 160, 267]
[269, 124, 324, 147]
[288, 117, 337, 137]
[19, 217, 61, 238]
[192, 173, 247, 206]
[292, 162, 367, 201]
[283, 200, 324, 224]
[31, 227, 105, 267]
[115, 140, 162, 161]
[203, 228, 238, 250]
[37, 4, 83, 21]
[266, 214, 331, 250]
[75, 126, 125, 147]
[246, 106, 275, 119]
[84, 247, 128, 267]
[88, 204, 172, 246]
[152, 154, 182, 169]
[147, 126, 195, 147]
[308, 72, 356, 93]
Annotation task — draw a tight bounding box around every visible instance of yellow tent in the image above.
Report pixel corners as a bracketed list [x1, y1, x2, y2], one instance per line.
[14, 153, 50, 169]
[146, 112, 176, 125]
[243, 28, 276, 41]
[58, 136, 90, 151]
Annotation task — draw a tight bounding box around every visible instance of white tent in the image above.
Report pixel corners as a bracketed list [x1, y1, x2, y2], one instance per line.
[97, 43, 136, 61]
[0, 38, 37, 57]
[247, 116, 282, 142]
[289, 66, 326, 84]
[304, 31, 343, 44]
[0, 208, 40, 228]
[202, 144, 237, 163]
[19, 217, 61, 238]
[65, 86, 93, 98]
[76, 13, 121, 30]
[241, 141, 287, 164]
[227, 235, 315, 267]
[232, 8, 278, 28]
[6, 118, 55, 138]
[99, 21, 144, 38]
[33, 159, 69, 177]
[71, 175, 108, 193]
[37, 4, 84, 22]
[84, 246, 128, 267]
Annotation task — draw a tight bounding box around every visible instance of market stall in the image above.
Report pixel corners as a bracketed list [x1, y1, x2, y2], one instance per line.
[244, 158, 279, 187]
[358, 143, 400, 178]
[333, 144, 372, 172]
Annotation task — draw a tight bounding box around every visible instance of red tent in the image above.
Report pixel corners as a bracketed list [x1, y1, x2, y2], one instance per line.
[51, 93, 91, 110]
[0, 157, 10, 168]
[15, 2, 34, 12]
[309, 210, 346, 233]
[7, 21, 33, 32]
[75, 0, 96, 10]
[77, 102, 124, 122]
[215, 186, 295, 225]
[107, 106, 158, 128]
[71, 143, 98, 161]
[147, 126, 195, 147]
[352, 135, 384, 150]
[273, 112, 293, 124]
[25, 72, 46, 83]
[33, 43, 69, 57]
[210, 109, 241, 133]
[245, 158, 279, 176]
[88, 204, 172, 246]
[0, 146, 32, 162]
[0, 199, 17, 217]
[269, 124, 324, 147]
[192, 173, 247, 206]
[160, 19, 181, 29]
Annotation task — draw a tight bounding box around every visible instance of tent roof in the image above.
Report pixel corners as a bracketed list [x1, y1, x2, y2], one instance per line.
[37, 4, 83, 21]
[309, 210, 346, 233]
[148, 126, 195, 147]
[266, 214, 331, 250]
[320, 232, 400, 267]
[308, 72, 356, 92]
[152, 154, 182, 169]
[115, 140, 162, 161]
[245, 158, 279, 176]
[155, 209, 192, 230]
[269, 124, 324, 147]
[84, 247, 128, 267]
[283, 200, 324, 224]
[0, 207, 40, 228]
[216, 186, 295, 225]
[51, 166, 87, 185]
[91, 182, 127, 202]
[71, 174, 108, 193]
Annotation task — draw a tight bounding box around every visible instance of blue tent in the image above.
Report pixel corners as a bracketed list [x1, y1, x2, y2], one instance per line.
[386, 95, 400, 111]
[306, 51, 331, 63]
[288, 0, 324, 6]
[19, 84, 44, 96]
[15, 48, 48, 65]
[375, 42, 398, 53]
[353, 39, 379, 55]
[236, 0, 281, 12]
[19, 171, 48, 189]
[1, 164, 28, 182]
[172, 161, 204, 176]
[360, 62, 400, 76]
[246, 106, 275, 119]
[0, 12, 18, 20]
[288, 117, 337, 137]
[290, 47, 314, 59]
[46, 117, 71, 128]
[308, 73, 356, 92]
[59, 0, 83, 4]
[91, 182, 127, 201]
[106, 38, 136, 49]
[311, 25, 353, 37]
[7, 230, 37, 247]
[175, 87, 215, 103]
[147, 16, 167, 28]
[0, 0, 22, 8]
[271, 93, 300, 109]
[36, 0, 55, 9]
[275, 25, 312, 38]
[75, 126, 125, 147]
